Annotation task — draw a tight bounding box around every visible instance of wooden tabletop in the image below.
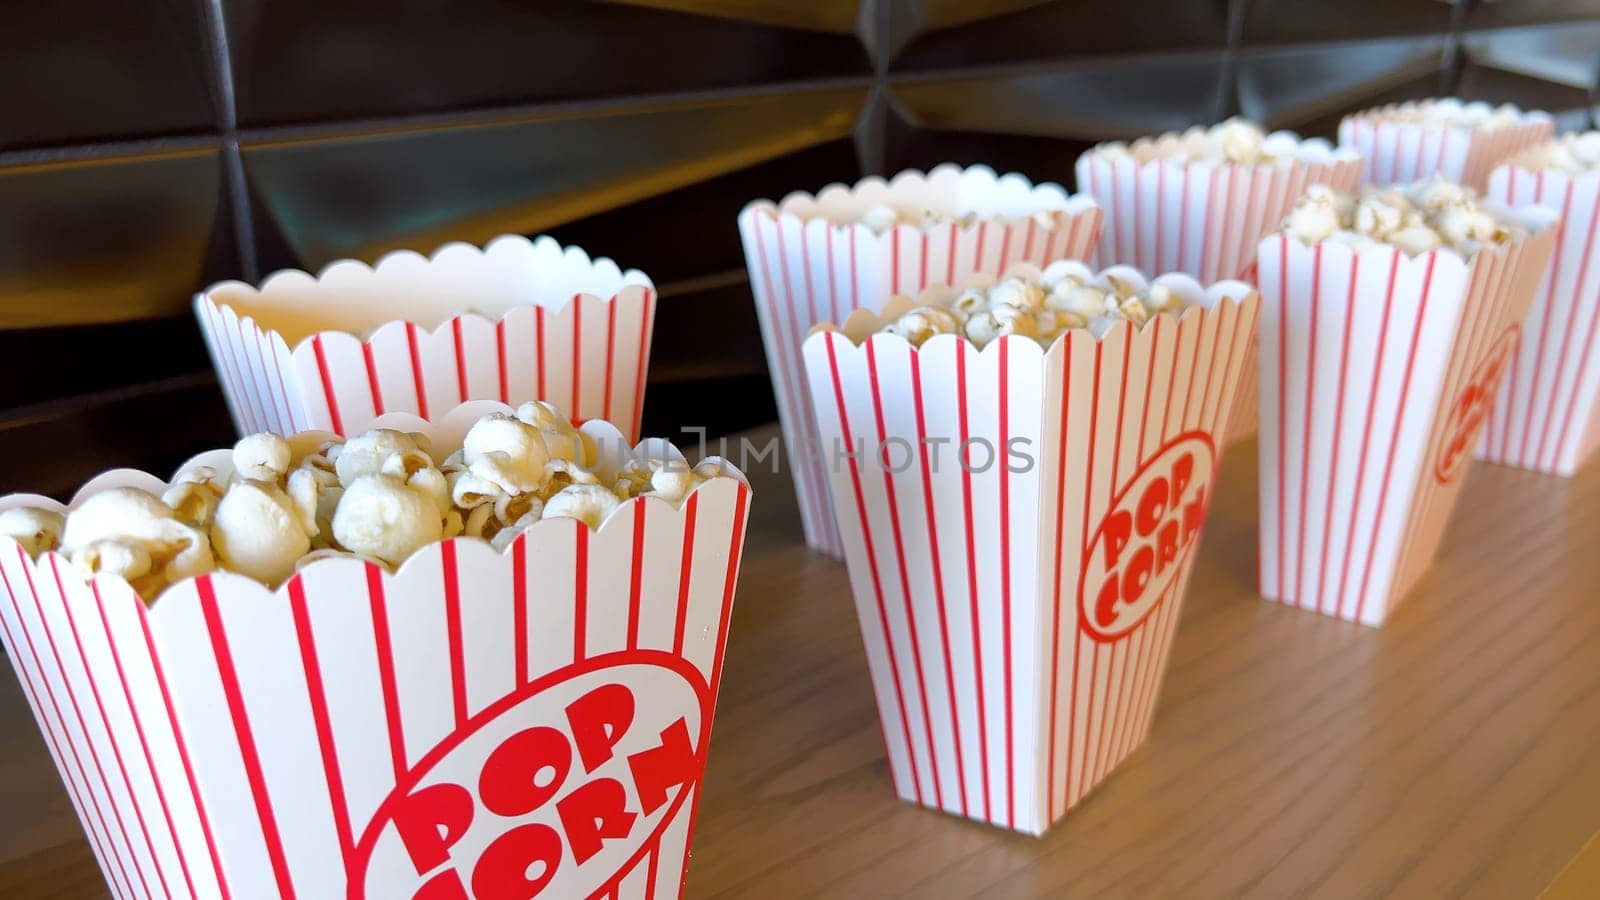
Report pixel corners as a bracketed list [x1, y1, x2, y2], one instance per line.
[2, 426, 1599, 899]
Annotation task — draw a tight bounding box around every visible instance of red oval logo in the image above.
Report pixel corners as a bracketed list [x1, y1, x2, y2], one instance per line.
[1078, 433, 1216, 642]
[351, 651, 710, 899]
[1435, 326, 1520, 484]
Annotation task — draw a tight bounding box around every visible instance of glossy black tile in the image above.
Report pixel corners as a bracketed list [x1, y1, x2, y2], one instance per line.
[223, 0, 872, 127]
[1236, 37, 1448, 135]
[1242, 0, 1454, 46]
[0, 317, 214, 410]
[239, 85, 867, 271]
[0, 148, 226, 328]
[892, 0, 1229, 71]
[1469, 0, 1600, 29]
[0, 0, 217, 151]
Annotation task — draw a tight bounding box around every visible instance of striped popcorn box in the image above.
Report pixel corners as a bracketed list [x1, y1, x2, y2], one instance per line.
[800, 263, 1258, 834]
[1075, 125, 1361, 450]
[1256, 207, 1559, 626]
[1338, 99, 1553, 192]
[1478, 139, 1600, 475]
[739, 164, 1102, 559]
[0, 402, 751, 899]
[196, 234, 657, 443]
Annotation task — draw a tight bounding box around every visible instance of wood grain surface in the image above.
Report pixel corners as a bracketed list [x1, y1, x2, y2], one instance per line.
[2, 426, 1598, 899]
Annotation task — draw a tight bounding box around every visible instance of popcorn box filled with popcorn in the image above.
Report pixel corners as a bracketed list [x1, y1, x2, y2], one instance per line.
[739, 164, 1102, 559]
[800, 262, 1258, 834]
[0, 400, 751, 899]
[1256, 185, 1558, 626]
[196, 234, 657, 442]
[1074, 119, 1362, 449]
[1478, 134, 1600, 475]
[1338, 98, 1553, 192]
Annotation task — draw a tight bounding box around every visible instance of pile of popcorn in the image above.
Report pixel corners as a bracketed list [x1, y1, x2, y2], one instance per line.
[1092, 118, 1289, 167]
[1508, 132, 1600, 175]
[1282, 177, 1527, 257]
[0, 402, 725, 599]
[859, 271, 1191, 350]
[1375, 101, 1523, 132]
[857, 205, 1060, 236]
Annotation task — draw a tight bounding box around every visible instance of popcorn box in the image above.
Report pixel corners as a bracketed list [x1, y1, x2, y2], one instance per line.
[1075, 128, 1363, 449]
[1255, 209, 1558, 626]
[1338, 99, 1553, 192]
[739, 165, 1102, 558]
[196, 235, 656, 442]
[0, 403, 751, 899]
[1478, 158, 1600, 475]
[800, 263, 1258, 834]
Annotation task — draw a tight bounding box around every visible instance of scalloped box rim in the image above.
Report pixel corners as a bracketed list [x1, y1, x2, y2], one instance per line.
[740, 162, 1100, 225]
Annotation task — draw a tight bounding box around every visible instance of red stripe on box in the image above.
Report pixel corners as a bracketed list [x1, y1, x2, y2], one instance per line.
[572, 295, 584, 416]
[1046, 339, 1073, 821]
[604, 297, 618, 423]
[27, 556, 148, 900]
[757, 217, 821, 545]
[496, 319, 509, 405]
[442, 542, 467, 727]
[311, 336, 345, 436]
[1088, 331, 1131, 787]
[1154, 165, 1166, 272]
[287, 577, 356, 872]
[826, 334, 921, 803]
[90, 581, 199, 900]
[405, 323, 429, 420]
[1177, 167, 1192, 275]
[628, 504, 647, 650]
[975, 222, 988, 278]
[1535, 182, 1591, 468]
[709, 485, 750, 704]
[1517, 176, 1563, 464]
[920, 231, 930, 292]
[892, 228, 901, 296]
[633, 289, 653, 442]
[1551, 222, 1600, 469]
[1355, 252, 1437, 622]
[850, 225, 861, 311]
[1074, 341, 1104, 805]
[48, 560, 169, 900]
[134, 593, 229, 899]
[866, 340, 943, 811]
[910, 352, 969, 817]
[674, 494, 699, 657]
[362, 341, 385, 417]
[535, 306, 547, 401]
[513, 538, 529, 685]
[1316, 256, 1359, 614]
[574, 522, 589, 661]
[1132, 163, 1144, 269]
[827, 226, 842, 324]
[644, 847, 658, 900]
[364, 564, 408, 779]
[2, 554, 134, 900]
[1295, 245, 1324, 608]
[998, 338, 1015, 828]
[955, 342, 991, 819]
[452, 318, 469, 403]
[196, 576, 296, 899]
[1335, 252, 1401, 620]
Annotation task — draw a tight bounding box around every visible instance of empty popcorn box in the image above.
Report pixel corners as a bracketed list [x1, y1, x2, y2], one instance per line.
[800, 263, 1258, 834]
[1255, 207, 1558, 626]
[739, 164, 1102, 559]
[0, 401, 751, 899]
[1076, 127, 1363, 449]
[1478, 152, 1600, 475]
[196, 235, 657, 443]
[1338, 99, 1553, 192]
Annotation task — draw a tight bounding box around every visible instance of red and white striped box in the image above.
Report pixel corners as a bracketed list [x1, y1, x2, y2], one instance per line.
[196, 235, 657, 443]
[800, 263, 1258, 834]
[739, 165, 1102, 559]
[1255, 208, 1559, 626]
[1338, 99, 1553, 192]
[0, 402, 751, 899]
[1075, 127, 1362, 449]
[1478, 149, 1600, 475]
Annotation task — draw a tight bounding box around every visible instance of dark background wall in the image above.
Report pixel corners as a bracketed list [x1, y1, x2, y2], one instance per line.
[1, 0, 1598, 496]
